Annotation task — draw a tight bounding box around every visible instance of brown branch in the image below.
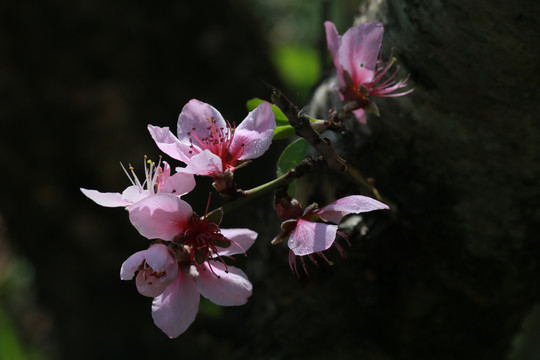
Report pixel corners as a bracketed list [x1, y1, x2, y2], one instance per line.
[271, 88, 383, 201]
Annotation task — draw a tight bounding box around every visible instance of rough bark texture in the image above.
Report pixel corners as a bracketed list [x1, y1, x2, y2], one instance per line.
[237, 1, 540, 359]
[240, 0, 540, 359]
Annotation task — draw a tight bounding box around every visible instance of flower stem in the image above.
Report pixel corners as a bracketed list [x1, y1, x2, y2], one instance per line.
[218, 173, 290, 214]
[218, 156, 325, 215]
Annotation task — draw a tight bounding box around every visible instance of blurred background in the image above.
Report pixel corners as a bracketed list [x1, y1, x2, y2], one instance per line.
[0, 0, 359, 359]
[2, 0, 540, 359]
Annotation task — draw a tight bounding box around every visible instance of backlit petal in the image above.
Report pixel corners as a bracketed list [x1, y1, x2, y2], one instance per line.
[148, 125, 192, 163]
[288, 219, 338, 256]
[152, 271, 200, 338]
[233, 101, 276, 161]
[324, 21, 342, 75]
[120, 250, 147, 280]
[217, 228, 257, 256]
[80, 188, 131, 207]
[161, 170, 196, 195]
[195, 262, 252, 306]
[182, 149, 223, 176]
[339, 22, 383, 85]
[177, 99, 227, 144]
[128, 194, 192, 241]
[317, 195, 389, 224]
[121, 185, 150, 204]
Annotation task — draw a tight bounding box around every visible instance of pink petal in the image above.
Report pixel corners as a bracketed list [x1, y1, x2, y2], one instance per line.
[132, 244, 179, 297]
[128, 194, 192, 241]
[288, 219, 338, 256]
[352, 108, 367, 124]
[143, 244, 176, 272]
[195, 262, 252, 306]
[120, 250, 147, 280]
[324, 21, 342, 75]
[182, 150, 223, 176]
[176, 99, 227, 145]
[217, 228, 258, 256]
[161, 170, 196, 195]
[317, 195, 389, 224]
[121, 185, 150, 204]
[148, 125, 192, 163]
[80, 188, 131, 207]
[136, 271, 170, 297]
[152, 271, 200, 338]
[156, 162, 171, 192]
[339, 22, 383, 85]
[232, 101, 276, 161]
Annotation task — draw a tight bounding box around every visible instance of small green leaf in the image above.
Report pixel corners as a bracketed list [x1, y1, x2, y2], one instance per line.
[246, 98, 289, 126]
[277, 138, 310, 177]
[273, 125, 296, 140]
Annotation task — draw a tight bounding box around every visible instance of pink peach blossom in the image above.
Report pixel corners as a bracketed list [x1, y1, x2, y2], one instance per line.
[325, 21, 412, 124]
[125, 193, 257, 338]
[80, 157, 195, 208]
[120, 243, 179, 298]
[285, 195, 389, 276]
[148, 99, 275, 177]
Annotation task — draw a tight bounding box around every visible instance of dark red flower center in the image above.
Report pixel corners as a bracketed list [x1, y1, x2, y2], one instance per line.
[186, 116, 245, 171]
[177, 214, 231, 267]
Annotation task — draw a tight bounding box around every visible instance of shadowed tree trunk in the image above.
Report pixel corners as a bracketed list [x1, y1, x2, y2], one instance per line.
[235, 1, 540, 359]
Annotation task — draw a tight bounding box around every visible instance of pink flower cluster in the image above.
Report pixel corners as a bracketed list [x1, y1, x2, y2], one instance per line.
[82, 100, 275, 338]
[81, 19, 403, 339]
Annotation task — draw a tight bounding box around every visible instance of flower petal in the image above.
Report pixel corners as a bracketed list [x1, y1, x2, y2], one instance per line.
[136, 271, 170, 297]
[152, 271, 200, 338]
[288, 219, 338, 256]
[148, 125, 192, 163]
[161, 169, 196, 195]
[351, 108, 367, 124]
[177, 99, 227, 145]
[339, 22, 383, 85]
[80, 188, 131, 207]
[120, 250, 147, 280]
[133, 244, 179, 297]
[182, 149, 223, 176]
[232, 101, 276, 161]
[143, 244, 176, 272]
[217, 228, 258, 256]
[195, 262, 252, 306]
[121, 185, 150, 204]
[317, 195, 389, 224]
[129, 194, 192, 241]
[324, 21, 342, 75]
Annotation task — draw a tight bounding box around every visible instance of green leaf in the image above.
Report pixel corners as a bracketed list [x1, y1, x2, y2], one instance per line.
[246, 98, 289, 126]
[276, 138, 310, 195]
[277, 138, 310, 177]
[273, 125, 296, 140]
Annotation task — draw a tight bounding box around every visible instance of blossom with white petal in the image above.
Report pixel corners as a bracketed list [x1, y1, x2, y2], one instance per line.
[80, 156, 195, 208]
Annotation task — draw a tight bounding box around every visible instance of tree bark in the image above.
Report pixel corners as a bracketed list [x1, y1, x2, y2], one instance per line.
[236, 1, 540, 359]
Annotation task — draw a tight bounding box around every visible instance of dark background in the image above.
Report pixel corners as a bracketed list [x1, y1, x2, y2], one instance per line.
[0, 0, 286, 358]
[1, 1, 540, 360]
